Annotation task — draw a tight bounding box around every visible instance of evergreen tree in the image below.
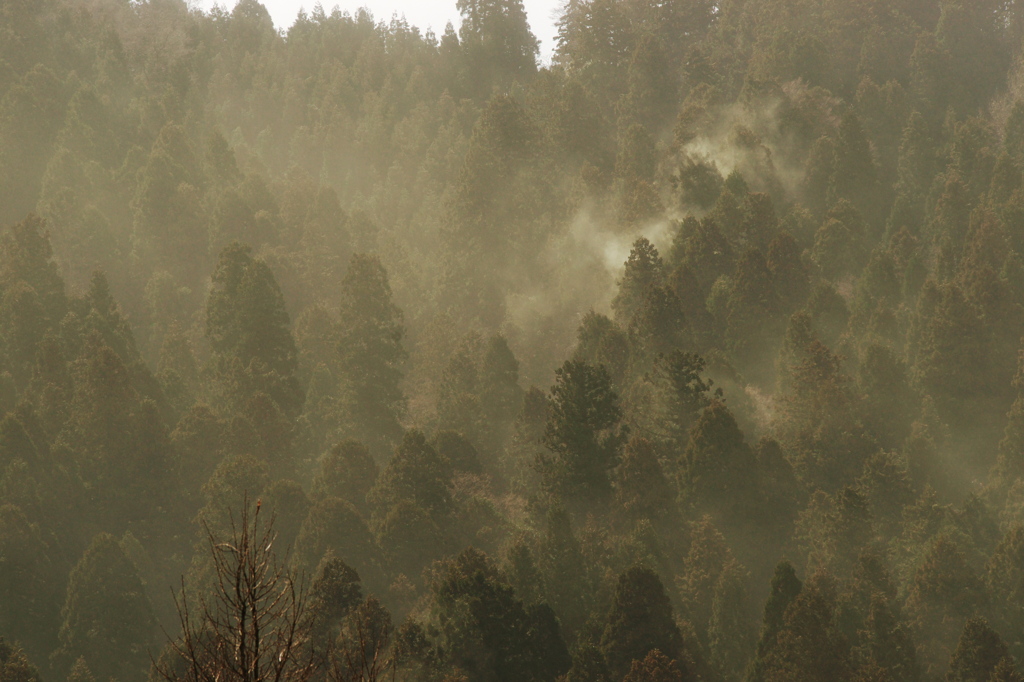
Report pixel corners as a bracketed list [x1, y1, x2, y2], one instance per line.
[293, 496, 378, 588]
[540, 360, 627, 504]
[616, 435, 675, 524]
[206, 243, 303, 418]
[679, 401, 758, 527]
[613, 237, 666, 325]
[430, 547, 570, 682]
[310, 440, 378, 514]
[709, 560, 757, 682]
[369, 430, 453, 523]
[947, 617, 1012, 682]
[53, 534, 156, 681]
[601, 565, 684, 680]
[747, 561, 803, 682]
[622, 649, 689, 682]
[336, 254, 407, 456]
[0, 639, 42, 682]
[645, 350, 716, 458]
[761, 571, 851, 682]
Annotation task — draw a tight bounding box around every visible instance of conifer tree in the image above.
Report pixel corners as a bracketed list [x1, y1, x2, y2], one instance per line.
[336, 254, 407, 456]
[308, 554, 362, 648]
[601, 565, 684, 680]
[54, 533, 156, 681]
[622, 649, 689, 682]
[540, 359, 627, 503]
[369, 430, 453, 523]
[679, 401, 758, 526]
[310, 440, 378, 514]
[613, 237, 666, 325]
[747, 561, 803, 682]
[293, 496, 377, 587]
[616, 435, 675, 524]
[761, 571, 850, 682]
[430, 547, 570, 682]
[708, 560, 757, 682]
[0, 639, 42, 682]
[678, 516, 735, 644]
[206, 243, 303, 418]
[0, 503, 58, 663]
[574, 312, 630, 388]
[645, 350, 716, 458]
[537, 506, 591, 641]
[985, 524, 1024, 645]
[947, 618, 1012, 682]
[478, 334, 524, 458]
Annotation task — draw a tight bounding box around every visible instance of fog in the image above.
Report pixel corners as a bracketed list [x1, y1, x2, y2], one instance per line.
[2, 1, 1024, 682]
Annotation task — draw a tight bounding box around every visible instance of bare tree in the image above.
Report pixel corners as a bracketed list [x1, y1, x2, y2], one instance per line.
[329, 597, 395, 682]
[156, 496, 319, 682]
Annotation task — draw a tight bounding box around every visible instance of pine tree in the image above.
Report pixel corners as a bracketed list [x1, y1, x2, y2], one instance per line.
[370, 431, 452, 524]
[622, 649, 689, 682]
[431, 430, 483, 475]
[436, 334, 484, 446]
[601, 565, 684, 680]
[478, 334, 524, 459]
[0, 214, 66, 326]
[0, 639, 42, 682]
[541, 359, 627, 504]
[53, 533, 156, 681]
[616, 435, 675, 524]
[537, 506, 592, 641]
[747, 561, 803, 682]
[564, 642, 612, 682]
[947, 618, 1011, 682]
[915, 283, 994, 434]
[456, 0, 539, 87]
[308, 554, 363, 648]
[761, 571, 851, 682]
[645, 350, 716, 458]
[985, 524, 1024, 647]
[678, 515, 735, 644]
[681, 217, 735, 292]
[679, 401, 758, 526]
[573, 312, 630, 389]
[709, 560, 757, 682]
[310, 440, 378, 514]
[293, 497, 378, 588]
[336, 254, 407, 456]
[206, 243, 303, 418]
[430, 547, 570, 682]
[613, 237, 666, 325]
[767, 231, 810, 314]
[0, 503, 59, 663]
[862, 593, 919, 682]
[905, 535, 988, 677]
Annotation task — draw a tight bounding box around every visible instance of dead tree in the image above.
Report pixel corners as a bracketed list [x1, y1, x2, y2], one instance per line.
[156, 496, 319, 682]
[329, 597, 395, 682]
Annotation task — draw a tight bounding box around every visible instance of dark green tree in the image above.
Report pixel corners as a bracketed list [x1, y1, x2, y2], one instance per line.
[946, 617, 1012, 682]
[336, 254, 407, 456]
[311, 440, 378, 514]
[540, 360, 627, 503]
[613, 237, 666, 325]
[53, 534, 156, 681]
[601, 565, 684, 680]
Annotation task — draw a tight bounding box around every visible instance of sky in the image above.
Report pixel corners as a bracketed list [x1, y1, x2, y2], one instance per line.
[192, 0, 563, 61]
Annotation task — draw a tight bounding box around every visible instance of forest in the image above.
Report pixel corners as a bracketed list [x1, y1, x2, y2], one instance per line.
[3, 0, 1024, 680]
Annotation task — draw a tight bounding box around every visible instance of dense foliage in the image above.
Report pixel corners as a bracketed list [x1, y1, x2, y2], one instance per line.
[4, 0, 1024, 680]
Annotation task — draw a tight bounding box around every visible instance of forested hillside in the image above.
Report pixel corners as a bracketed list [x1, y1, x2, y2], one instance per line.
[3, 0, 1024, 680]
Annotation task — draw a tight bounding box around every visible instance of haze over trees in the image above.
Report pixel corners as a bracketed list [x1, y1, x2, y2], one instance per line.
[5, 0, 1024, 680]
